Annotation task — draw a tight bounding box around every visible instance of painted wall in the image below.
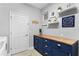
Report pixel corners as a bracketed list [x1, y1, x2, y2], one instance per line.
[41, 3, 79, 40]
[0, 4, 10, 36]
[0, 3, 42, 53]
[41, 3, 79, 55]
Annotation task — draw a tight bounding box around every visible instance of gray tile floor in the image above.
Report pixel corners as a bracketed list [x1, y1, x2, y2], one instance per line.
[13, 49, 42, 56]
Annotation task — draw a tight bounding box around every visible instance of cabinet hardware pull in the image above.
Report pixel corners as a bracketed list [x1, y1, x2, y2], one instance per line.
[57, 44, 61, 46]
[69, 53, 71, 56]
[45, 52, 48, 54]
[45, 40, 47, 42]
[45, 45, 48, 47]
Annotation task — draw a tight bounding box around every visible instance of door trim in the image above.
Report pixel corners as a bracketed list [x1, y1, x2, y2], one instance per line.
[9, 9, 30, 54]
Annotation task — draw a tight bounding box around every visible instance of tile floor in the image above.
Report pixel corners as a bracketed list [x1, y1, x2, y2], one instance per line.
[13, 49, 42, 56]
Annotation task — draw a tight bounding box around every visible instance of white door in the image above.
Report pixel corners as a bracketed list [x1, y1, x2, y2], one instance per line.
[10, 14, 29, 54]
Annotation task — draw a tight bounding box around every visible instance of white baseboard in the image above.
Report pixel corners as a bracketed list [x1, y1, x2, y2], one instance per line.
[28, 46, 34, 50]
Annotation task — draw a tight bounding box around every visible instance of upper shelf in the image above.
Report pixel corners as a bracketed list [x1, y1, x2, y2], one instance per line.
[59, 7, 78, 17]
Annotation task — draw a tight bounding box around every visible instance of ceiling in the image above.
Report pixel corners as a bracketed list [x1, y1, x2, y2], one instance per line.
[28, 3, 49, 9]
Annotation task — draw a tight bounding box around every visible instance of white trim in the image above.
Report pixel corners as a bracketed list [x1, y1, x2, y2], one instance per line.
[28, 46, 34, 50]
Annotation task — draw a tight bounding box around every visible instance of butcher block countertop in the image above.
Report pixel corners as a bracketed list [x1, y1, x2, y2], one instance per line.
[34, 34, 78, 45]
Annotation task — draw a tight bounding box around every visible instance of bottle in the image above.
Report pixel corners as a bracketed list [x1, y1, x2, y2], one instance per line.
[39, 28, 42, 35]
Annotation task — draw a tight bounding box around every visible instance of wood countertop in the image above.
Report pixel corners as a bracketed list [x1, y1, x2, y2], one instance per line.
[34, 34, 78, 45]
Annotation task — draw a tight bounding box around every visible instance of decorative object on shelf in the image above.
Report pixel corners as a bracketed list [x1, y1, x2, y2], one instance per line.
[42, 24, 48, 29]
[48, 16, 58, 24]
[59, 7, 78, 17]
[48, 16, 59, 28]
[42, 24, 47, 26]
[39, 28, 42, 35]
[51, 12, 54, 16]
[62, 15, 75, 27]
[48, 23, 59, 28]
[32, 20, 39, 24]
[67, 3, 73, 8]
[44, 11, 48, 20]
[57, 7, 62, 12]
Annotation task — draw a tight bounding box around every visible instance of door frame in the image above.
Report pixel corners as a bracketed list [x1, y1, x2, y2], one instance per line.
[9, 9, 30, 55]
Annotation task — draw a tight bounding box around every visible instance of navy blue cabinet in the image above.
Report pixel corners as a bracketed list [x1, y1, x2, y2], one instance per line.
[34, 36, 39, 51]
[52, 48, 69, 56]
[34, 35, 78, 56]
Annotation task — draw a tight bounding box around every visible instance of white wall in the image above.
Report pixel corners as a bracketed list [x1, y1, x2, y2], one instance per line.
[0, 4, 10, 36]
[41, 3, 79, 40]
[0, 4, 10, 53]
[0, 3, 42, 53]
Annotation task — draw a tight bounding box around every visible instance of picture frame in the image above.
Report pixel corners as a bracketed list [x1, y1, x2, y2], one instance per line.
[62, 15, 75, 27]
[44, 11, 48, 20]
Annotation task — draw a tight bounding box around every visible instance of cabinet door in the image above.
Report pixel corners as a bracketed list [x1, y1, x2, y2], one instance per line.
[38, 38, 44, 51]
[53, 48, 69, 56]
[42, 45, 52, 56]
[34, 36, 39, 51]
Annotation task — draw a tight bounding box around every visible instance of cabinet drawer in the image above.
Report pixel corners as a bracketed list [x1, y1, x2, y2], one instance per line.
[43, 51, 52, 56]
[60, 44, 72, 53]
[47, 40, 72, 53]
[42, 39, 62, 49]
[53, 48, 69, 56]
[41, 48, 52, 56]
[38, 45, 52, 56]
